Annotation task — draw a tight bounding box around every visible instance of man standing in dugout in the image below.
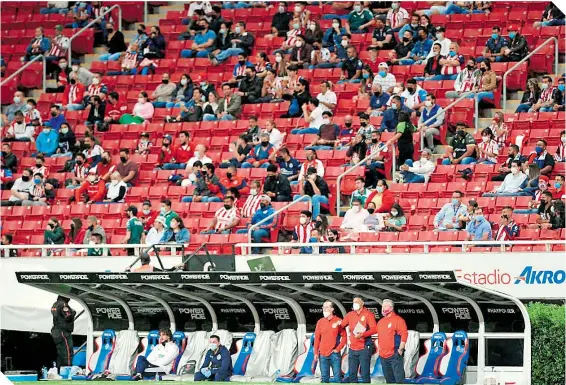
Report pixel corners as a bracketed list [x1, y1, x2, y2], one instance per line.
[51, 295, 76, 368]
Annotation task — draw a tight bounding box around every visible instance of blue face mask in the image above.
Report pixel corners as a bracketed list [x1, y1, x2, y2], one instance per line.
[34, 178, 42, 185]
[475, 215, 484, 222]
[491, 33, 499, 40]
[509, 32, 516, 39]
[449, 50, 456, 57]
[555, 182, 562, 189]
[391, 103, 398, 110]
[558, 84, 565, 92]
[451, 198, 459, 206]
[209, 343, 218, 351]
[535, 146, 543, 154]
[362, 73, 369, 79]
[309, 237, 318, 243]
[378, 70, 386, 77]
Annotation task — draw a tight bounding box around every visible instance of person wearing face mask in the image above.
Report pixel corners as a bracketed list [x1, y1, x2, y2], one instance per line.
[241, 133, 275, 168]
[313, 300, 347, 383]
[288, 35, 313, 68]
[322, 18, 346, 57]
[345, 133, 368, 166]
[384, 109, 415, 165]
[376, 299, 408, 384]
[141, 25, 166, 59]
[365, 179, 395, 214]
[389, 30, 415, 65]
[270, 2, 293, 37]
[120, 92, 154, 124]
[1, 143, 18, 173]
[501, 25, 528, 63]
[3, 91, 27, 124]
[465, 207, 492, 242]
[236, 65, 263, 103]
[399, 26, 432, 65]
[386, 2, 409, 32]
[80, 216, 106, 245]
[434, 42, 464, 81]
[35, 126, 60, 157]
[21, 172, 52, 207]
[434, 190, 469, 230]
[528, 139, 555, 176]
[132, 328, 179, 380]
[417, 94, 444, 151]
[183, 162, 222, 203]
[478, 26, 508, 63]
[240, 180, 263, 218]
[24, 27, 51, 62]
[103, 171, 127, 203]
[298, 149, 325, 181]
[211, 22, 254, 64]
[263, 164, 292, 202]
[181, 19, 216, 59]
[305, 20, 323, 46]
[145, 216, 165, 246]
[465, 60, 497, 104]
[368, 83, 391, 117]
[338, 46, 364, 84]
[148, 73, 175, 108]
[63, 73, 86, 111]
[44, 217, 66, 245]
[228, 53, 254, 85]
[339, 297, 378, 383]
[442, 124, 477, 165]
[273, 17, 304, 56]
[371, 16, 396, 51]
[530, 75, 561, 112]
[544, 200, 566, 230]
[306, 110, 340, 150]
[74, 169, 106, 204]
[555, 131, 566, 162]
[1, 169, 33, 207]
[372, 62, 396, 95]
[69, 60, 94, 86]
[345, 1, 375, 34]
[295, 167, 330, 219]
[526, 191, 555, 230]
[475, 127, 499, 164]
[483, 160, 528, 197]
[201, 196, 241, 235]
[219, 165, 250, 196]
[99, 22, 127, 62]
[341, 197, 370, 234]
[515, 175, 550, 214]
[397, 14, 420, 45]
[4, 111, 35, 142]
[85, 95, 106, 129]
[137, 200, 159, 232]
[65, 217, 86, 245]
[194, 335, 232, 382]
[165, 74, 194, 108]
[235, 194, 278, 253]
[23, 99, 42, 128]
[156, 199, 178, 231]
[290, 210, 315, 252]
[398, 148, 436, 183]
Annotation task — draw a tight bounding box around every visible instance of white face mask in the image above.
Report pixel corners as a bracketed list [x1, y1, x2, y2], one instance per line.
[60, 128, 69, 134]
[143, 209, 151, 215]
[275, 55, 282, 63]
[332, 22, 340, 29]
[354, 5, 362, 12]
[250, 188, 258, 196]
[561, 136, 566, 144]
[393, 86, 401, 94]
[72, 65, 79, 72]
[437, 32, 444, 39]
[376, 186, 384, 193]
[425, 100, 432, 107]
[278, 6, 285, 13]
[138, 97, 145, 104]
[13, 96, 21, 104]
[180, 78, 188, 86]
[323, 311, 331, 318]
[482, 136, 489, 143]
[511, 166, 519, 175]
[89, 240, 96, 245]
[295, 41, 303, 48]
[194, 151, 201, 158]
[391, 210, 398, 216]
[43, 129, 51, 134]
[92, 77, 100, 85]
[234, 26, 242, 34]
[353, 303, 361, 311]
[308, 24, 316, 32]
[420, 157, 428, 163]
[60, 62, 68, 68]
[88, 175, 96, 182]
[353, 205, 361, 212]
[294, 5, 301, 13]
[541, 83, 548, 90]
[322, 118, 330, 125]
[341, 40, 349, 48]
[299, 217, 307, 225]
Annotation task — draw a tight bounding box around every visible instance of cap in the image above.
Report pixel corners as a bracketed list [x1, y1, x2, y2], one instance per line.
[163, 134, 172, 141]
[436, 26, 445, 32]
[155, 216, 166, 225]
[538, 175, 550, 182]
[140, 132, 149, 137]
[71, 59, 81, 65]
[507, 25, 518, 31]
[375, 15, 386, 23]
[378, 62, 388, 69]
[88, 168, 97, 174]
[266, 164, 278, 173]
[421, 148, 432, 155]
[260, 194, 271, 202]
[55, 25, 63, 31]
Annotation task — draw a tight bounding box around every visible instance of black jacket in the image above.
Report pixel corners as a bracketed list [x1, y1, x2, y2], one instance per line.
[239, 76, 263, 100]
[264, 174, 291, 198]
[424, 55, 442, 76]
[105, 31, 127, 54]
[228, 33, 254, 55]
[87, 103, 106, 124]
[507, 34, 528, 61]
[51, 298, 76, 333]
[271, 11, 293, 36]
[303, 176, 329, 198]
[58, 130, 77, 155]
[520, 89, 540, 104]
[214, 32, 233, 51]
[1, 152, 17, 172]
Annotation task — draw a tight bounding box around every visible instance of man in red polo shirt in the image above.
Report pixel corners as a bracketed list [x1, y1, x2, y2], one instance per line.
[377, 299, 408, 384]
[163, 131, 192, 170]
[104, 92, 128, 124]
[314, 300, 346, 383]
[340, 297, 377, 383]
[219, 165, 250, 196]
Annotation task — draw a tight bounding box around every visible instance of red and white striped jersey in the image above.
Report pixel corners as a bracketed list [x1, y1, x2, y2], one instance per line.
[242, 194, 262, 218]
[25, 108, 42, 125]
[293, 222, 314, 243]
[441, 54, 463, 76]
[386, 8, 409, 29]
[32, 165, 49, 178]
[122, 51, 138, 70]
[284, 28, 302, 47]
[83, 145, 104, 161]
[214, 206, 240, 231]
[489, 122, 508, 148]
[47, 35, 70, 58]
[86, 84, 104, 97]
[29, 184, 45, 200]
[67, 84, 82, 104]
[73, 164, 89, 179]
[539, 86, 556, 103]
[554, 143, 566, 162]
[477, 139, 499, 163]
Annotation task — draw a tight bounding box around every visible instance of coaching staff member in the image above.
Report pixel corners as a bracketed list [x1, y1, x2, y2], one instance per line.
[314, 300, 347, 383]
[51, 295, 76, 368]
[340, 297, 377, 383]
[377, 299, 408, 383]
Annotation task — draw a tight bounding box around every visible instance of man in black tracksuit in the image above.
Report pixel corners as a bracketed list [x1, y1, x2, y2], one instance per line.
[51, 295, 76, 368]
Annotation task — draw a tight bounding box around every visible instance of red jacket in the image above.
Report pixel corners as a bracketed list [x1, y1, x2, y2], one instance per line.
[376, 312, 408, 359]
[172, 144, 192, 164]
[66, 228, 86, 244]
[314, 315, 347, 357]
[219, 175, 250, 196]
[105, 100, 128, 121]
[141, 210, 159, 231]
[365, 189, 395, 213]
[63, 83, 86, 105]
[340, 307, 378, 351]
[75, 180, 106, 203]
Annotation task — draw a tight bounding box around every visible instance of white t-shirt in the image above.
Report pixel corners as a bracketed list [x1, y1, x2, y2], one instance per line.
[10, 177, 32, 201]
[317, 91, 337, 112]
[83, 144, 104, 159]
[187, 155, 212, 168]
[266, 128, 283, 149]
[146, 227, 164, 246]
[309, 106, 326, 129]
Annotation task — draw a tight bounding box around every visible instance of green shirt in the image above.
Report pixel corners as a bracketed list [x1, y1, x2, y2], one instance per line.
[162, 210, 180, 230]
[348, 9, 373, 30]
[88, 247, 109, 256]
[126, 217, 144, 244]
[350, 188, 371, 207]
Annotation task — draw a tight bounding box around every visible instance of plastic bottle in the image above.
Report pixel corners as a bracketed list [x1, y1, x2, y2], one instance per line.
[42, 366, 48, 379]
[53, 361, 58, 374]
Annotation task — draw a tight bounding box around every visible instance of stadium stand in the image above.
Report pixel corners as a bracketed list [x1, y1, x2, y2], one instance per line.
[0, 1, 565, 257]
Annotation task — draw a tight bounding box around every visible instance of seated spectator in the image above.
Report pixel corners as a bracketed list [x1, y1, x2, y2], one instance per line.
[74, 170, 106, 204]
[442, 125, 477, 165]
[552, 175, 565, 198]
[270, 2, 293, 37]
[150, 73, 176, 108]
[241, 180, 263, 218]
[466, 58, 498, 105]
[134, 132, 153, 156]
[228, 53, 254, 85]
[85, 95, 105, 129]
[0, 234, 16, 257]
[242, 133, 275, 168]
[445, 1, 492, 15]
[290, 210, 315, 253]
[182, 163, 221, 202]
[221, 134, 253, 168]
[477, 26, 508, 63]
[494, 207, 520, 243]
[400, 27, 432, 65]
[372, 16, 396, 50]
[22, 172, 53, 207]
[527, 191, 555, 229]
[119, 92, 154, 124]
[348, 177, 370, 207]
[433, 42, 465, 81]
[237, 66, 263, 103]
[87, 232, 109, 256]
[434, 190, 469, 231]
[166, 74, 194, 108]
[386, 2, 409, 32]
[103, 92, 129, 126]
[515, 175, 551, 214]
[142, 25, 166, 59]
[365, 131, 389, 186]
[346, 1, 375, 34]
[487, 111, 509, 148]
[281, 77, 312, 118]
[82, 135, 104, 167]
[345, 133, 368, 165]
[103, 171, 128, 203]
[99, 22, 127, 61]
[388, 30, 415, 65]
[356, 113, 376, 141]
[0, 169, 33, 207]
[418, 94, 444, 151]
[4, 111, 35, 142]
[322, 18, 346, 52]
[82, 215, 106, 244]
[201, 196, 240, 234]
[290, 98, 325, 135]
[476, 128, 499, 164]
[338, 46, 363, 84]
[529, 139, 555, 175]
[483, 160, 527, 197]
[264, 164, 292, 202]
[31, 154, 49, 179]
[40, 2, 70, 14]
[529, 76, 562, 112]
[112, 42, 141, 75]
[161, 131, 192, 171]
[25, 27, 50, 62]
[146, 216, 166, 246]
[543, 200, 566, 230]
[275, 148, 300, 183]
[365, 179, 394, 214]
[309, 39, 334, 69]
[501, 26, 528, 62]
[341, 197, 369, 234]
[63, 74, 87, 112]
[294, 166, 330, 219]
[67, 2, 93, 29]
[262, 120, 284, 150]
[66, 218, 86, 245]
[308, 111, 340, 150]
[24, 99, 42, 128]
[236, 195, 277, 254]
[398, 13, 420, 40]
[1, 143, 18, 173]
[166, 88, 204, 123]
[44, 105, 66, 132]
[44, 218, 65, 245]
[181, 19, 216, 58]
[417, 42, 443, 80]
[219, 165, 249, 196]
[35, 127, 59, 157]
[554, 77, 565, 111]
[522, 163, 541, 196]
[491, 144, 521, 181]
[465, 207, 492, 241]
[399, 148, 435, 183]
[65, 153, 88, 188]
[383, 203, 407, 232]
[515, 78, 541, 113]
[298, 149, 325, 181]
[211, 22, 254, 64]
[288, 35, 313, 69]
[1, 91, 27, 125]
[534, 2, 566, 27]
[368, 84, 390, 117]
[400, 78, 428, 111]
[203, 84, 242, 121]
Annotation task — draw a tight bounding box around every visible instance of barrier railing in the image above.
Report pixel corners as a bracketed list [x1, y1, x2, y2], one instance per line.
[247, 195, 311, 244]
[0, 55, 46, 92]
[68, 5, 122, 63]
[335, 143, 396, 216]
[502, 37, 558, 111]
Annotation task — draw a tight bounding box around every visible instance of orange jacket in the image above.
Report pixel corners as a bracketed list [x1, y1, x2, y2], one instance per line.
[75, 180, 106, 203]
[314, 315, 347, 357]
[376, 312, 408, 359]
[340, 307, 377, 351]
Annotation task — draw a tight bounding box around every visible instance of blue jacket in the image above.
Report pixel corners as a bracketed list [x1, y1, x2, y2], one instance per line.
[232, 60, 254, 77]
[200, 346, 233, 376]
[380, 105, 413, 133]
[485, 36, 508, 54]
[47, 114, 67, 131]
[26, 36, 50, 56]
[251, 204, 277, 228]
[160, 228, 191, 244]
[36, 129, 59, 156]
[370, 91, 390, 110]
[410, 38, 433, 59]
[322, 28, 345, 51]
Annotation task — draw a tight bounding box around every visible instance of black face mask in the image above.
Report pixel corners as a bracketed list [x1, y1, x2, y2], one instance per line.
[76, 160, 83, 166]
[260, 203, 267, 209]
[226, 172, 232, 179]
[162, 79, 169, 84]
[407, 87, 414, 93]
[120, 156, 127, 163]
[51, 112, 58, 117]
[480, 67, 487, 73]
[70, 79, 76, 85]
[328, 237, 335, 242]
[314, 220, 322, 228]
[457, 130, 466, 138]
[224, 204, 231, 210]
[360, 122, 367, 127]
[467, 65, 475, 71]
[261, 141, 269, 147]
[137, 29, 144, 35]
[371, 138, 378, 144]
[1, 152, 6, 157]
[107, 28, 113, 33]
[35, 163, 42, 168]
[367, 208, 375, 214]
[22, 175, 30, 182]
[373, 91, 380, 96]
[102, 158, 109, 164]
[239, 60, 245, 65]
[163, 142, 170, 147]
[88, 225, 94, 231]
[402, 37, 410, 42]
[345, 122, 352, 128]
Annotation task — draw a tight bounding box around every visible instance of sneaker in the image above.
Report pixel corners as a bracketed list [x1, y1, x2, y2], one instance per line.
[132, 373, 142, 381]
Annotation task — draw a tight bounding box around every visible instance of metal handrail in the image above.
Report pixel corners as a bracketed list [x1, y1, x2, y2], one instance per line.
[0, 55, 46, 92]
[247, 195, 311, 244]
[502, 37, 558, 110]
[420, 91, 476, 150]
[144, 1, 148, 25]
[68, 5, 122, 63]
[335, 143, 396, 215]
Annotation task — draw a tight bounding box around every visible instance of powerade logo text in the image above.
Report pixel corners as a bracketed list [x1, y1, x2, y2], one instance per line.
[514, 266, 566, 285]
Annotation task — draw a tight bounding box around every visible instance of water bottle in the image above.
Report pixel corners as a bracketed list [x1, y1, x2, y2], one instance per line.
[42, 366, 48, 379]
[53, 361, 58, 374]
